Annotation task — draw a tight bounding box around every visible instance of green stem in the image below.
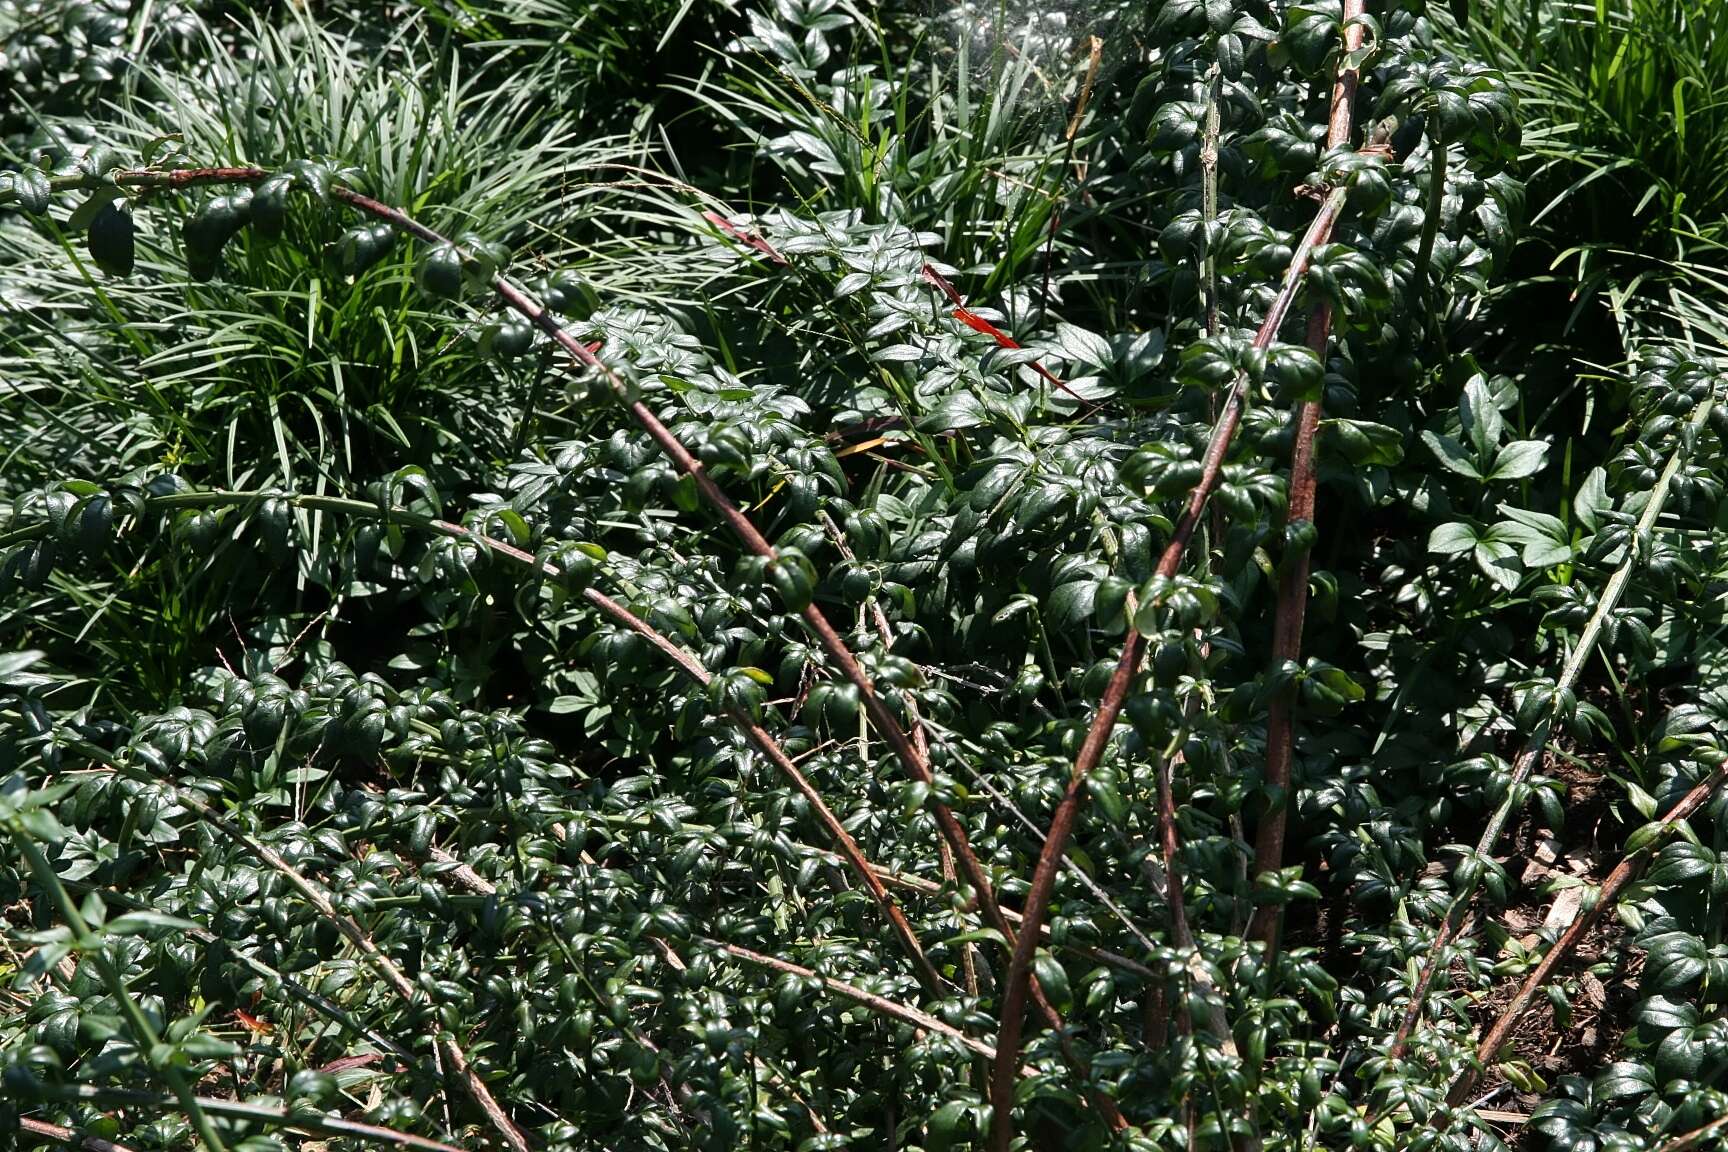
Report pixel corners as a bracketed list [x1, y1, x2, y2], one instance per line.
[1388, 394, 1717, 1059]
[1412, 125, 1447, 299]
[12, 835, 230, 1152]
[21, 1082, 459, 1152]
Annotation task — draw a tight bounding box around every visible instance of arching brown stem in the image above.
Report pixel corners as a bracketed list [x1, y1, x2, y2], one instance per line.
[1388, 394, 1717, 1059]
[21, 159, 1109, 1127]
[1444, 760, 1727, 1107]
[986, 31, 1374, 1150]
[1249, 1, 1369, 955]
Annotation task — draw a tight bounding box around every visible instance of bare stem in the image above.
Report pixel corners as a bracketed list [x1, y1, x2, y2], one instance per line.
[986, 168, 1359, 1152]
[1444, 759, 1728, 1106]
[1389, 395, 1716, 1059]
[1247, 0, 1368, 956]
[19, 1116, 137, 1152]
[20, 1083, 463, 1152]
[704, 940, 1028, 1071]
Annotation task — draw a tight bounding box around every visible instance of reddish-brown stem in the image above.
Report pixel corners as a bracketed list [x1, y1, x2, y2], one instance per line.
[986, 68, 1367, 1152]
[1443, 761, 1728, 1107]
[19, 1117, 136, 1152]
[102, 170, 948, 994]
[47, 162, 1101, 1123]
[705, 940, 1029, 1071]
[495, 265, 1110, 1102]
[342, 181, 1113, 1107]
[580, 583, 944, 994]
[1652, 1114, 1728, 1152]
[1388, 395, 1715, 1059]
[1247, 0, 1367, 956]
[1142, 735, 1198, 1048]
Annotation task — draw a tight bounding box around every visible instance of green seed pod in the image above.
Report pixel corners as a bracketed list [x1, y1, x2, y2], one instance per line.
[540, 540, 596, 593]
[280, 160, 332, 201]
[418, 243, 464, 298]
[335, 223, 395, 277]
[486, 317, 534, 361]
[86, 199, 135, 276]
[11, 540, 58, 590]
[250, 173, 293, 240]
[183, 190, 254, 279]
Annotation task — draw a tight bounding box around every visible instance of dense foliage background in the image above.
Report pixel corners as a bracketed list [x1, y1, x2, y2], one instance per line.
[4, 0, 1728, 1149]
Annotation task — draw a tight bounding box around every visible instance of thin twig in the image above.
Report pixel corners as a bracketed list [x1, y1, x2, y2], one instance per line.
[1039, 35, 1104, 316]
[1652, 1113, 1728, 1152]
[1389, 394, 1718, 1059]
[1247, 0, 1369, 954]
[986, 161, 1362, 1152]
[19, 1116, 136, 1152]
[20, 162, 1100, 1126]
[704, 940, 1033, 1072]
[21, 1084, 463, 1152]
[1199, 60, 1224, 338]
[1443, 759, 1728, 1106]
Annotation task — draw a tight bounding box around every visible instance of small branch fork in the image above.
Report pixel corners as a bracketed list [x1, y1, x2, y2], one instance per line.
[15, 154, 1119, 1123]
[985, 28, 1375, 1145]
[7, 476, 942, 996]
[1388, 393, 1718, 1060]
[1445, 758, 1728, 1107]
[1247, 0, 1369, 954]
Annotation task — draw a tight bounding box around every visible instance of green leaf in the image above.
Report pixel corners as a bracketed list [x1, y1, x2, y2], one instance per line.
[14, 167, 51, 215]
[1489, 440, 1550, 481]
[1048, 580, 1098, 629]
[1473, 538, 1522, 590]
[919, 391, 988, 432]
[1056, 323, 1112, 368]
[1592, 1061, 1655, 1102]
[1322, 419, 1404, 466]
[1461, 375, 1504, 457]
[1421, 430, 1483, 479]
[105, 911, 201, 936]
[67, 187, 126, 231]
[0, 650, 45, 682]
[926, 1100, 973, 1152]
[1032, 951, 1072, 1013]
[1574, 467, 1611, 532]
[1494, 505, 1572, 566]
[1428, 521, 1479, 556]
[86, 200, 136, 277]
